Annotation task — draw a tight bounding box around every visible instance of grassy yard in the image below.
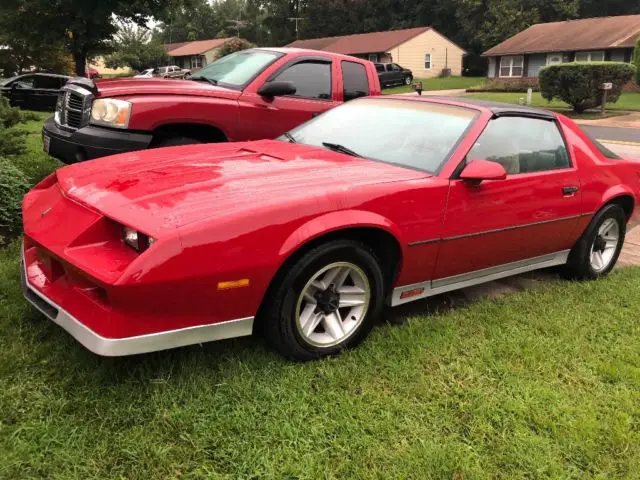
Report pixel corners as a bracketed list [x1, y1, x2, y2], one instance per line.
[1, 114, 640, 478]
[1, 240, 639, 478]
[465, 92, 640, 114]
[384, 76, 486, 95]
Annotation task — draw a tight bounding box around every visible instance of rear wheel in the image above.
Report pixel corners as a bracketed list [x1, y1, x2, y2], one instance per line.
[563, 204, 626, 279]
[264, 240, 385, 361]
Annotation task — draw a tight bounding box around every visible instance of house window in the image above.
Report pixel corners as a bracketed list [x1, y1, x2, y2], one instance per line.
[368, 53, 379, 63]
[190, 55, 203, 69]
[574, 51, 605, 62]
[424, 53, 432, 69]
[499, 55, 524, 78]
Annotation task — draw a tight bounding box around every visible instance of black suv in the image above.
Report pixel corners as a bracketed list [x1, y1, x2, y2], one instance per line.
[374, 63, 413, 88]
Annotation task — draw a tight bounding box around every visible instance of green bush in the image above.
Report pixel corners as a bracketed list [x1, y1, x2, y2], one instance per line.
[0, 96, 22, 128]
[0, 157, 30, 242]
[634, 38, 640, 86]
[539, 62, 636, 113]
[215, 38, 257, 59]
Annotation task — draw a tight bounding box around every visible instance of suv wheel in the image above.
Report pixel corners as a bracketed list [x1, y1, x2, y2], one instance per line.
[404, 75, 413, 86]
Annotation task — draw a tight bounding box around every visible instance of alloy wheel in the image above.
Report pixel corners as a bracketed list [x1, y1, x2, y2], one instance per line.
[589, 217, 620, 272]
[295, 262, 371, 348]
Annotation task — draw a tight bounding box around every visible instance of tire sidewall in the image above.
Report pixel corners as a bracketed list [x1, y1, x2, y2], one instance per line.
[571, 204, 626, 279]
[275, 241, 385, 360]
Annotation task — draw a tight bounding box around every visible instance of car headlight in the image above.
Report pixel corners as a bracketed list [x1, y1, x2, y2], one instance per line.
[90, 98, 132, 129]
[122, 226, 155, 252]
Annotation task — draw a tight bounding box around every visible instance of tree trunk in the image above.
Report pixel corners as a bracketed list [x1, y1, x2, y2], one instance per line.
[73, 52, 86, 77]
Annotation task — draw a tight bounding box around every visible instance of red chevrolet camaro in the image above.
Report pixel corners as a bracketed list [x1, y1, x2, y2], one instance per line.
[22, 96, 640, 360]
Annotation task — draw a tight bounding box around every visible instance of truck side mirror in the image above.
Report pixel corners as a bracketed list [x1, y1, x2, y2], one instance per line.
[258, 81, 296, 98]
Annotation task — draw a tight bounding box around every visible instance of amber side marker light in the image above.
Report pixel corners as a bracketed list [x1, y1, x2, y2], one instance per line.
[217, 279, 250, 290]
[400, 287, 425, 300]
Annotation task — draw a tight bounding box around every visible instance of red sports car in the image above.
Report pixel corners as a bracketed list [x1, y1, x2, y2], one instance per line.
[22, 96, 640, 360]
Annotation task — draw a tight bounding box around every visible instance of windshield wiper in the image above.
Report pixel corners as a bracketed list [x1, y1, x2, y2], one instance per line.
[190, 76, 218, 85]
[283, 132, 297, 143]
[322, 142, 364, 158]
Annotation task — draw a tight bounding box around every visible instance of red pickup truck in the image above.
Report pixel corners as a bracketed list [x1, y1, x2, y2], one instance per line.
[42, 48, 381, 163]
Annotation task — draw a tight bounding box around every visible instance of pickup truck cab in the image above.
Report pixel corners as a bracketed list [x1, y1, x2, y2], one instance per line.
[42, 48, 381, 163]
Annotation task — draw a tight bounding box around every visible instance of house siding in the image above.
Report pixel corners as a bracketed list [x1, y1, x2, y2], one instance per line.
[385, 29, 465, 78]
[527, 54, 547, 77]
[488, 57, 496, 78]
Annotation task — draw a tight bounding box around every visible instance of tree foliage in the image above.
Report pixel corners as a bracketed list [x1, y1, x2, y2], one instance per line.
[539, 62, 636, 112]
[105, 21, 167, 72]
[215, 38, 257, 59]
[1, 0, 173, 77]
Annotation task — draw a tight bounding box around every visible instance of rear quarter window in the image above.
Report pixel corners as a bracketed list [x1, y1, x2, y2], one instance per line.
[589, 136, 621, 159]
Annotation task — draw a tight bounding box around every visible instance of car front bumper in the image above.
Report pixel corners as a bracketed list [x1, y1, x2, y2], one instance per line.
[21, 243, 254, 357]
[42, 116, 153, 164]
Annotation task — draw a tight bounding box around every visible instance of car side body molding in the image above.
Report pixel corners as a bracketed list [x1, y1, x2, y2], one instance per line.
[392, 250, 570, 306]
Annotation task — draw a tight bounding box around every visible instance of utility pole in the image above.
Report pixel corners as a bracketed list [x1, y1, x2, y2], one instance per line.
[288, 17, 304, 39]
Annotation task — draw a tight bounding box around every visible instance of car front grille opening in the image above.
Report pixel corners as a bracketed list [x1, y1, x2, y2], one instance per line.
[21, 267, 59, 320]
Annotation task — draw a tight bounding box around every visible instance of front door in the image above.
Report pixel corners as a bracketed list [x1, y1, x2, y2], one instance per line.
[238, 57, 339, 140]
[434, 115, 583, 280]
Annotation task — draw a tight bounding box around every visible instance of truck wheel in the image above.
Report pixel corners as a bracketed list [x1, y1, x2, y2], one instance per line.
[156, 136, 202, 147]
[264, 239, 385, 361]
[404, 75, 413, 86]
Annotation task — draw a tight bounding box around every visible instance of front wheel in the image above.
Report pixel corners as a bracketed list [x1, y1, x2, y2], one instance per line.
[404, 75, 413, 86]
[563, 204, 626, 279]
[263, 240, 385, 361]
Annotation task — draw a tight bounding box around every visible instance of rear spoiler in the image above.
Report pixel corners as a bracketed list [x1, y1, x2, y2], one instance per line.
[65, 77, 98, 95]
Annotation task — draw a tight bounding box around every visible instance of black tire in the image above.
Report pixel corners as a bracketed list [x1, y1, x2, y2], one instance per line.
[404, 75, 413, 86]
[263, 239, 386, 361]
[562, 204, 626, 280]
[156, 136, 202, 147]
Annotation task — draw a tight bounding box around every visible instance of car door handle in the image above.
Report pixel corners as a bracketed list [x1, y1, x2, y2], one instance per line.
[562, 186, 579, 196]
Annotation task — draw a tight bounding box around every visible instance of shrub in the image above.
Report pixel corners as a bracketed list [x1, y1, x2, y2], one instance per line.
[215, 38, 257, 59]
[467, 78, 540, 93]
[0, 96, 22, 129]
[0, 157, 30, 242]
[539, 62, 636, 113]
[634, 38, 640, 86]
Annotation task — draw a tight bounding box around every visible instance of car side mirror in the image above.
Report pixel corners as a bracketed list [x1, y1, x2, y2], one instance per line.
[258, 80, 296, 97]
[459, 159, 507, 184]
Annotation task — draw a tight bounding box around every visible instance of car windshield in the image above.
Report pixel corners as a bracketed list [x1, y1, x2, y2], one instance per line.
[281, 98, 478, 173]
[190, 50, 281, 89]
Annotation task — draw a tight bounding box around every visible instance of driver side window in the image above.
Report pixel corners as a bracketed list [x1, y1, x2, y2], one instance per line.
[467, 116, 570, 174]
[272, 61, 332, 100]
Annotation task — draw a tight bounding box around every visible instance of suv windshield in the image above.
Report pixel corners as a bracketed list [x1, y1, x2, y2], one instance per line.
[281, 98, 478, 173]
[190, 50, 282, 89]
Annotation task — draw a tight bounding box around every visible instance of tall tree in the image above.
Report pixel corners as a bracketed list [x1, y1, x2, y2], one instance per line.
[2, 0, 173, 76]
[105, 21, 167, 71]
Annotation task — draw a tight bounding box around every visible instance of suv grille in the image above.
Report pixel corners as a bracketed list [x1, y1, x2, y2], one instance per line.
[56, 88, 92, 130]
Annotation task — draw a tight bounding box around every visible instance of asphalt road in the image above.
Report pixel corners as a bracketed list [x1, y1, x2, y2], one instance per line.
[581, 125, 640, 143]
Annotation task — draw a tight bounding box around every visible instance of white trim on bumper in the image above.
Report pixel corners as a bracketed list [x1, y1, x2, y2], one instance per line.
[21, 257, 254, 356]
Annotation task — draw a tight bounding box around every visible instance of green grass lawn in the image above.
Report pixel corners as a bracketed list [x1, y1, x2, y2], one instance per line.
[2, 113, 640, 478]
[465, 92, 640, 114]
[2, 231, 639, 478]
[384, 76, 486, 95]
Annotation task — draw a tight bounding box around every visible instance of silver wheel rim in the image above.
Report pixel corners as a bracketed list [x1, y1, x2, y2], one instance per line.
[589, 217, 620, 272]
[295, 262, 371, 348]
[405, 77, 411, 85]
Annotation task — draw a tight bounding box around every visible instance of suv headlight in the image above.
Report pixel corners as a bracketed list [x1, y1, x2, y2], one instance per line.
[90, 98, 132, 129]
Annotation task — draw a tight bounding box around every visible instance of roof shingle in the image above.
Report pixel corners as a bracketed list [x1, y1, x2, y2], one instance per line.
[166, 38, 234, 57]
[287, 27, 434, 55]
[483, 14, 640, 56]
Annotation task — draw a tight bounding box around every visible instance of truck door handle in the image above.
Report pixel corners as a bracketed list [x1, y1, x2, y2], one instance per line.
[562, 186, 579, 196]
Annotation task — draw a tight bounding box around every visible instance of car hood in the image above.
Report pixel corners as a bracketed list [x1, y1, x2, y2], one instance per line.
[96, 78, 241, 101]
[56, 140, 428, 236]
